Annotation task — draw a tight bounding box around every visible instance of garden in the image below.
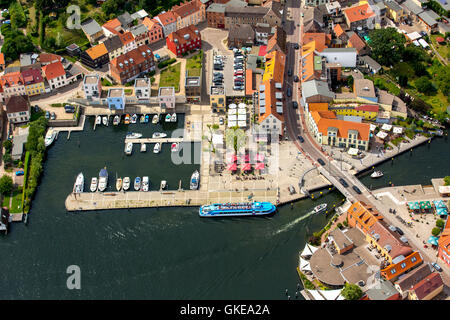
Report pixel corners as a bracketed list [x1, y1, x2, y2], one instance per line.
[185, 50, 203, 77]
[159, 62, 181, 91]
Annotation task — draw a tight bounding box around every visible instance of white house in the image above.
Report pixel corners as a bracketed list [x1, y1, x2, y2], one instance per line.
[134, 78, 151, 99]
[83, 74, 102, 99]
[42, 61, 68, 90]
[5, 95, 30, 124]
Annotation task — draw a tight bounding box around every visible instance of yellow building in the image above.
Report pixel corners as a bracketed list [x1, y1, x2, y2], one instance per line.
[385, 1, 406, 23]
[330, 104, 379, 120]
[22, 68, 46, 96]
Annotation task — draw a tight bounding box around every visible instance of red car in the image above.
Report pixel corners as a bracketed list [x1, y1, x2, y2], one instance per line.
[234, 71, 243, 75]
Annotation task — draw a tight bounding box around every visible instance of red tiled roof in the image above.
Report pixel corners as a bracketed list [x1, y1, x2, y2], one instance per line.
[311, 111, 371, 141]
[118, 31, 135, 46]
[344, 4, 375, 23]
[348, 33, 367, 53]
[0, 71, 24, 87]
[21, 68, 43, 85]
[167, 25, 201, 47]
[42, 61, 66, 80]
[411, 272, 443, 300]
[245, 69, 254, 96]
[39, 53, 62, 64]
[334, 24, 345, 37]
[355, 104, 379, 112]
[142, 17, 162, 31]
[172, 0, 202, 19]
[368, 221, 413, 260]
[110, 45, 154, 73]
[258, 79, 284, 124]
[156, 11, 177, 26]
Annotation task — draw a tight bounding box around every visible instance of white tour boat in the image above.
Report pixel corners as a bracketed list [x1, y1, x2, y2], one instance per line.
[371, 171, 384, 178]
[312, 203, 327, 214]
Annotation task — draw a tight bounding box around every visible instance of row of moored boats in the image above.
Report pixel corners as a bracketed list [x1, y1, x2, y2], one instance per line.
[73, 169, 200, 193]
[95, 113, 177, 126]
[125, 139, 179, 155]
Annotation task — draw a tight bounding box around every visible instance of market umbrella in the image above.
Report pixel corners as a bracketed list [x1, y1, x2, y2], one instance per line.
[240, 154, 250, 163]
[407, 201, 420, 211]
[420, 201, 432, 211]
[226, 153, 237, 163]
[436, 207, 448, 216]
[255, 162, 265, 170]
[227, 163, 237, 171]
[242, 163, 252, 171]
[427, 236, 439, 246]
[433, 200, 446, 209]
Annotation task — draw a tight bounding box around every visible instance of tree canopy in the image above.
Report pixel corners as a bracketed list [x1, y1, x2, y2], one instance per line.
[415, 76, 436, 94]
[341, 283, 363, 300]
[369, 28, 406, 67]
[0, 175, 13, 195]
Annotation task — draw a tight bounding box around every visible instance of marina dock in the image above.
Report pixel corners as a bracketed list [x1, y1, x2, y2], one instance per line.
[65, 189, 278, 212]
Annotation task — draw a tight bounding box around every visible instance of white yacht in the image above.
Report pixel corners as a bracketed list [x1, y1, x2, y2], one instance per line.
[90, 177, 98, 192]
[95, 116, 101, 125]
[123, 177, 130, 191]
[113, 115, 120, 125]
[152, 132, 167, 138]
[142, 176, 149, 192]
[160, 180, 167, 190]
[152, 114, 159, 124]
[371, 171, 384, 178]
[116, 178, 123, 191]
[131, 114, 138, 124]
[140, 143, 146, 152]
[98, 168, 108, 192]
[171, 142, 179, 152]
[171, 113, 177, 122]
[125, 142, 133, 155]
[126, 132, 143, 139]
[312, 203, 327, 214]
[190, 170, 200, 190]
[102, 116, 108, 126]
[165, 114, 171, 122]
[44, 129, 57, 147]
[153, 142, 161, 153]
[73, 173, 84, 193]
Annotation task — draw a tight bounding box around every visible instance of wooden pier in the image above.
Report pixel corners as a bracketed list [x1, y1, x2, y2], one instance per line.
[65, 189, 278, 212]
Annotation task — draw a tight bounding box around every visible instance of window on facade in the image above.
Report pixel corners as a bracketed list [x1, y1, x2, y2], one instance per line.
[390, 268, 396, 275]
[411, 257, 417, 263]
[400, 262, 406, 269]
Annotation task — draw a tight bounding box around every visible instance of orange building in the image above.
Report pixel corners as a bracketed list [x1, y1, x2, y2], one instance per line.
[347, 201, 383, 234]
[438, 218, 450, 266]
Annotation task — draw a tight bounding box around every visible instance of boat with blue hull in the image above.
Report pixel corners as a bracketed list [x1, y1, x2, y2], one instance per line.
[199, 202, 276, 217]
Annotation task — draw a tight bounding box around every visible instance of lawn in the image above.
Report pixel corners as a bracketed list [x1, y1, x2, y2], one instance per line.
[186, 50, 203, 77]
[3, 188, 23, 214]
[159, 62, 181, 91]
[429, 34, 449, 63]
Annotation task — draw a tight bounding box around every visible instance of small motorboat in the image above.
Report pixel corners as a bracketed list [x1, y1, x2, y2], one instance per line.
[312, 203, 327, 214]
[140, 143, 146, 152]
[113, 115, 120, 126]
[153, 142, 161, 153]
[126, 132, 143, 139]
[90, 177, 98, 192]
[134, 177, 141, 191]
[171, 142, 179, 152]
[123, 177, 130, 191]
[165, 114, 171, 122]
[160, 180, 167, 190]
[152, 132, 167, 138]
[142, 176, 149, 192]
[98, 168, 108, 192]
[102, 116, 108, 126]
[116, 178, 123, 191]
[125, 142, 133, 155]
[95, 116, 101, 125]
[140, 115, 146, 123]
[131, 114, 138, 124]
[145, 114, 150, 123]
[190, 170, 200, 190]
[371, 171, 384, 178]
[124, 114, 131, 125]
[152, 114, 159, 124]
[171, 113, 177, 123]
[73, 172, 84, 193]
[44, 129, 57, 147]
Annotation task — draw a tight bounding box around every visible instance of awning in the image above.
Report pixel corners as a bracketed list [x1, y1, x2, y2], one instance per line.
[420, 201, 432, 210]
[255, 162, 265, 170]
[227, 153, 237, 163]
[301, 243, 318, 257]
[348, 148, 359, 156]
[255, 153, 265, 162]
[376, 131, 388, 140]
[408, 201, 420, 211]
[240, 154, 250, 163]
[228, 120, 237, 128]
[320, 289, 343, 300]
[307, 290, 325, 300]
[300, 257, 312, 272]
[227, 163, 237, 171]
[238, 103, 246, 109]
[242, 163, 251, 171]
[393, 127, 403, 134]
[228, 109, 237, 115]
[370, 124, 377, 132]
[229, 103, 237, 109]
[238, 120, 246, 127]
[381, 123, 392, 131]
[427, 236, 439, 246]
[238, 108, 246, 115]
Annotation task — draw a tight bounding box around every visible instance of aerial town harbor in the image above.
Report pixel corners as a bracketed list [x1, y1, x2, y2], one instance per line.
[0, 0, 449, 301]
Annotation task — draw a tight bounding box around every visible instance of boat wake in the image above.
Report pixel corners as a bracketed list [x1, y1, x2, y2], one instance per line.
[272, 210, 315, 235]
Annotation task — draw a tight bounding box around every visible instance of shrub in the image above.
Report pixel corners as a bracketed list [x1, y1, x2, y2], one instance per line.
[0, 175, 13, 195]
[158, 58, 176, 69]
[337, 222, 343, 229]
[432, 227, 441, 237]
[436, 219, 445, 229]
[341, 283, 363, 300]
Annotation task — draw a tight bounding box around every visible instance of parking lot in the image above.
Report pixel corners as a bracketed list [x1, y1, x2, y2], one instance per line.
[209, 49, 246, 97]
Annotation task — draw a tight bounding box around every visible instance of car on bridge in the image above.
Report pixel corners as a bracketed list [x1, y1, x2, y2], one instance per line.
[352, 185, 362, 194]
[287, 87, 292, 97]
[292, 101, 298, 109]
[317, 158, 325, 166]
[339, 178, 349, 188]
[294, 43, 299, 50]
[297, 135, 304, 143]
[293, 75, 299, 82]
[432, 262, 442, 272]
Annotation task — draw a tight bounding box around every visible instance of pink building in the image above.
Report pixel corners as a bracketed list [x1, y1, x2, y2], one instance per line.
[158, 87, 175, 111]
[142, 17, 164, 44]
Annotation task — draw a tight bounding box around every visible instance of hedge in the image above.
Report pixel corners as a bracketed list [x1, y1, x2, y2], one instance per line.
[158, 58, 176, 69]
[21, 151, 30, 213]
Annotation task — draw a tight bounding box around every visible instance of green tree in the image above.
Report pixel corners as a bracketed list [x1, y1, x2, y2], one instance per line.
[347, 75, 354, 87]
[444, 176, 450, 186]
[0, 175, 13, 195]
[369, 28, 406, 66]
[341, 283, 363, 300]
[436, 219, 445, 229]
[415, 76, 436, 94]
[3, 139, 12, 152]
[432, 227, 441, 237]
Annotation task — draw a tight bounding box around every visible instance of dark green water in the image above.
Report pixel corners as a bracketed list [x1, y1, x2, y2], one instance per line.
[0, 122, 447, 299]
[0, 117, 343, 299]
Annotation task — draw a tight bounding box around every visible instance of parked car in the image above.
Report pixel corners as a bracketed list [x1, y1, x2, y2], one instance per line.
[292, 101, 298, 109]
[297, 135, 304, 143]
[288, 69, 293, 76]
[65, 106, 75, 113]
[15, 170, 24, 176]
[287, 87, 292, 97]
[294, 43, 299, 50]
[431, 262, 442, 272]
[352, 185, 362, 194]
[50, 112, 56, 120]
[219, 117, 224, 125]
[293, 75, 299, 82]
[317, 158, 325, 166]
[45, 111, 50, 119]
[338, 178, 349, 188]
[395, 227, 404, 235]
